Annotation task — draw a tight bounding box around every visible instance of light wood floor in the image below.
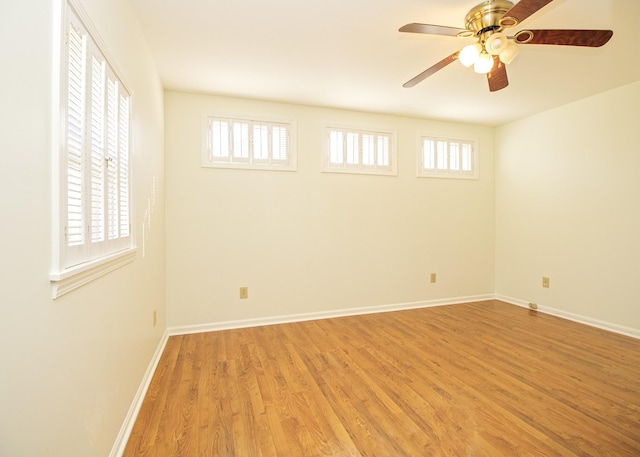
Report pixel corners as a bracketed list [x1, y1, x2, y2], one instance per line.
[123, 300, 640, 456]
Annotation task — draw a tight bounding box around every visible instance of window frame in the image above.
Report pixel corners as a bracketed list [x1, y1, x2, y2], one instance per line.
[417, 134, 478, 179]
[323, 125, 397, 176]
[50, 0, 136, 299]
[202, 113, 297, 171]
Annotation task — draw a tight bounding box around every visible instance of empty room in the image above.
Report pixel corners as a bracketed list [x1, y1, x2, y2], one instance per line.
[1, 0, 639, 456]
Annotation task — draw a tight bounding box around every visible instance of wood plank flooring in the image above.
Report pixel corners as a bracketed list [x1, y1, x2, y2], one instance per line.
[123, 300, 640, 456]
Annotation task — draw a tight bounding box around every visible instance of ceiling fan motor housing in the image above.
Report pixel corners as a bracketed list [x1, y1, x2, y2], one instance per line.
[464, 0, 515, 36]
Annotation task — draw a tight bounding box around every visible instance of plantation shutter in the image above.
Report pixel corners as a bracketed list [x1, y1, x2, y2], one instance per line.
[419, 136, 477, 178]
[90, 52, 105, 245]
[232, 121, 250, 161]
[271, 125, 288, 163]
[118, 90, 130, 239]
[329, 130, 344, 164]
[61, 6, 133, 269]
[326, 127, 393, 173]
[202, 116, 295, 170]
[209, 119, 230, 161]
[65, 17, 87, 266]
[461, 143, 473, 172]
[377, 135, 390, 167]
[449, 142, 460, 171]
[362, 134, 376, 166]
[253, 123, 269, 161]
[436, 141, 448, 170]
[106, 76, 119, 241]
[423, 139, 436, 170]
[345, 132, 359, 165]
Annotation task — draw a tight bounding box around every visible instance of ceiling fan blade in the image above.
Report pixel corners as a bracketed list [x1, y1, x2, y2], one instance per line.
[487, 56, 508, 92]
[515, 29, 613, 47]
[502, 0, 554, 25]
[399, 23, 467, 37]
[403, 52, 459, 88]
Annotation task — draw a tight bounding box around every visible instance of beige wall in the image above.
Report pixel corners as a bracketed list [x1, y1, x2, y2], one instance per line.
[165, 92, 495, 327]
[0, 0, 165, 456]
[495, 80, 640, 331]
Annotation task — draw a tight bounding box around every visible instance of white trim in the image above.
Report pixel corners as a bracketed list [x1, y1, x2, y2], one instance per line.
[109, 330, 169, 457]
[168, 294, 494, 336]
[496, 294, 640, 340]
[50, 247, 136, 298]
[320, 167, 398, 177]
[203, 161, 297, 172]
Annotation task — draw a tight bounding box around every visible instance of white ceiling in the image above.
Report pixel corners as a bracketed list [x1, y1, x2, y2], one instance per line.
[131, 0, 640, 126]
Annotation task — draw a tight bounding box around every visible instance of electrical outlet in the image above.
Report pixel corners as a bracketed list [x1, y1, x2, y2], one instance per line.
[542, 277, 550, 288]
[239, 287, 248, 299]
[153, 310, 157, 327]
[528, 302, 538, 310]
[430, 273, 437, 283]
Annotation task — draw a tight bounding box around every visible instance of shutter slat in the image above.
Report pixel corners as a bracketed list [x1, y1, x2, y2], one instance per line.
[90, 54, 105, 243]
[106, 76, 118, 241]
[66, 21, 86, 248]
[118, 91, 130, 237]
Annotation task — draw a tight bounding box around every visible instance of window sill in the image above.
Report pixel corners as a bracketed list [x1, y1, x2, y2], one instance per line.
[417, 172, 478, 180]
[321, 168, 397, 177]
[201, 161, 297, 172]
[50, 247, 137, 299]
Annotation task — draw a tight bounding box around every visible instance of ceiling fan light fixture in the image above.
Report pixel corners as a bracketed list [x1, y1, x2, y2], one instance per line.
[499, 42, 520, 64]
[459, 43, 482, 67]
[474, 51, 493, 74]
[485, 32, 508, 55]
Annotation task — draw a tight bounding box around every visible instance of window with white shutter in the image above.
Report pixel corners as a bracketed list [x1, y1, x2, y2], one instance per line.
[323, 126, 396, 176]
[51, 1, 135, 298]
[418, 136, 478, 179]
[202, 115, 296, 171]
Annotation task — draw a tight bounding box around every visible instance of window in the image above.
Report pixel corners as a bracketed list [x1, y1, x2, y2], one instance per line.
[203, 115, 296, 171]
[418, 136, 477, 179]
[51, 1, 134, 298]
[324, 126, 396, 175]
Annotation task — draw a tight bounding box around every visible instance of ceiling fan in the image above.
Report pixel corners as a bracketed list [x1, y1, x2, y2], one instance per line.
[399, 0, 613, 92]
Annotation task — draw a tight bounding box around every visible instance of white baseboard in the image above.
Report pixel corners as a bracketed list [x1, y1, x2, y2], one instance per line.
[495, 294, 640, 340]
[168, 294, 495, 336]
[109, 330, 169, 457]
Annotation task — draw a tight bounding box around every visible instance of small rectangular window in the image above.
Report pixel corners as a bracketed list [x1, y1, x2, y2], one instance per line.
[203, 115, 296, 171]
[418, 136, 477, 179]
[324, 126, 396, 176]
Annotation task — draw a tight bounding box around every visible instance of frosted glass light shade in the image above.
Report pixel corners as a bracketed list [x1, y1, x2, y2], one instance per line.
[474, 52, 493, 74]
[459, 43, 482, 67]
[485, 32, 508, 56]
[499, 42, 520, 64]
